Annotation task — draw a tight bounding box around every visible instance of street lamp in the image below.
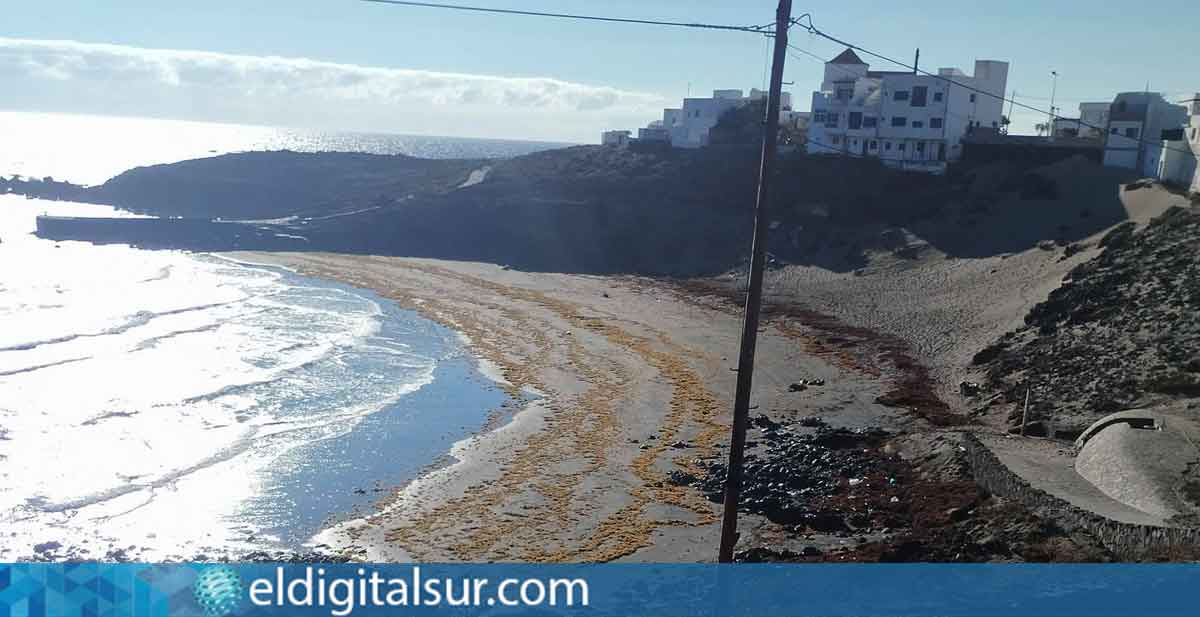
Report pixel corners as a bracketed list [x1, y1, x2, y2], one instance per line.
[1048, 71, 1059, 139]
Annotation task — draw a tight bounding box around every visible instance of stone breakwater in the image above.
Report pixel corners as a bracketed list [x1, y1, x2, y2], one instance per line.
[35, 215, 309, 251]
[962, 433, 1200, 560]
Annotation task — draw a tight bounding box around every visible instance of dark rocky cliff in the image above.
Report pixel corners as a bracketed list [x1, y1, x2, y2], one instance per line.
[9, 146, 1136, 276]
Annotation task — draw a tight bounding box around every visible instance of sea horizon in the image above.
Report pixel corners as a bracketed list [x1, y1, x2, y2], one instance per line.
[0, 109, 576, 187]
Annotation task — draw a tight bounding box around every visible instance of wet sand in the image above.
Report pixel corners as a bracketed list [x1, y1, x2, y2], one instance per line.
[235, 253, 905, 562]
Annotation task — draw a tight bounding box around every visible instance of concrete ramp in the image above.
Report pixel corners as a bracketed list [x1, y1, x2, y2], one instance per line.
[1075, 407, 1200, 520]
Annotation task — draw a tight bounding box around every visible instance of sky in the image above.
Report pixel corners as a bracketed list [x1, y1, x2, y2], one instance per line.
[1, 0, 1196, 142]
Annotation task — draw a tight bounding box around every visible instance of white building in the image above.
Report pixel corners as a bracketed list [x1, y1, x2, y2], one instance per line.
[600, 130, 631, 147]
[637, 120, 670, 142]
[663, 90, 746, 148]
[1053, 102, 1110, 140]
[660, 88, 794, 148]
[612, 88, 799, 149]
[749, 88, 793, 111]
[1158, 130, 1196, 188]
[806, 48, 1009, 172]
[1191, 95, 1200, 194]
[1170, 94, 1200, 193]
[780, 110, 811, 131]
[1102, 92, 1188, 176]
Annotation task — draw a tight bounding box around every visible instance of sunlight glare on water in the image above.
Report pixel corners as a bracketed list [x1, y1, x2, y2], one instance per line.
[0, 110, 572, 186]
[0, 112, 541, 559]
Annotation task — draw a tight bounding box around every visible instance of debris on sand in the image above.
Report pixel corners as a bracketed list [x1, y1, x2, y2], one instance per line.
[675, 416, 1110, 562]
[675, 416, 899, 529]
[789, 378, 826, 392]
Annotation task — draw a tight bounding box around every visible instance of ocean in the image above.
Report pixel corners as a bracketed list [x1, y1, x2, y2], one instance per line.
[0, 111, 560, 560]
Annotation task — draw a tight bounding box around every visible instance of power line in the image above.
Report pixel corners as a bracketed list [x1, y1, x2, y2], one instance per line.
[790, 16, 1196, 157]
[359, 0, 773, 33]
[787, 44, 836, 67]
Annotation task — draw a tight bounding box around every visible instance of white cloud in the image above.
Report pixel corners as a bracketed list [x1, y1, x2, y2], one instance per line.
[0, 37, 669, 141]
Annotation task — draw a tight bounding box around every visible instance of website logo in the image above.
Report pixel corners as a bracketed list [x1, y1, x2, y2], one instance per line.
[194, 565, 244, 617]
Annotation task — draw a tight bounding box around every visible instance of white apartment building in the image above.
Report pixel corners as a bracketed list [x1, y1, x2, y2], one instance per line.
[1102, 92, 1189, 176]
[806, 49, 1009, 172]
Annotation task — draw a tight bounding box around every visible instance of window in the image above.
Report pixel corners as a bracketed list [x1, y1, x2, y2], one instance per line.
[885, 142, 892, 151]
[891, 116, 907, 127]
[916, 142, 926, 153]
[813, 112, 826, 122]
[894, 90, 910, 101]
[836, 87, 853, 101]
[898, 142, 907, 151]
[826, 112, 840, 127]
[869, 140, 878, 150]
[912, 121, 924, 129]
[832, 136, 841, 145]
[911, 86, 928, 107]
[1111, 127, 1119, 135]
[969, 94, 977, 103]
[863, 116, 878, 128]
[933, 92, 944, 103]
[930, 117, 944, 129]
[1125, 127, 1139, 138]
[849, 111, 863, 130]
[852, 139, 859, 147]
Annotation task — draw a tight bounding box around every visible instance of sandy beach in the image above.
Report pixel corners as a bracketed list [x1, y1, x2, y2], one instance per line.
[233, 179, 1196, 563]
[235, 252, 908, 562]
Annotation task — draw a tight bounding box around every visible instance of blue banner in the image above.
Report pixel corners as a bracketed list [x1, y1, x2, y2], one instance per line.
[0, 563, 1194, 616]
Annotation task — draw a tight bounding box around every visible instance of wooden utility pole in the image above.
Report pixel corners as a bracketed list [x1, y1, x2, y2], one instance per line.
[1020, 387, 1031, 436]
[717, 0, 791, 563]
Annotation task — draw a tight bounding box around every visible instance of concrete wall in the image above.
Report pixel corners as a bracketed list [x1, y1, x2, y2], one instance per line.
[963, 434, 1200, 560]
[961, 141, 1103, 167]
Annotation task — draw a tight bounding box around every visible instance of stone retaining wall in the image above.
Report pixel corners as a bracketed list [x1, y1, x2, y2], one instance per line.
[962, 433, 1200, 560]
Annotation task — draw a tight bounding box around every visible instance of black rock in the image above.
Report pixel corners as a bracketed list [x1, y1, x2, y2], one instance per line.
[33, 541, 62, 554]
[959, 381, 984, 397]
